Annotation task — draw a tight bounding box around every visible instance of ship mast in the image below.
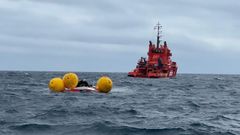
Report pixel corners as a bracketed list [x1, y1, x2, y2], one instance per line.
[154, 22, 162, 48]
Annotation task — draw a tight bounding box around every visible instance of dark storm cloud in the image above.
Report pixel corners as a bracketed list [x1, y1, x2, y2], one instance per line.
[0, 0, 239, 73]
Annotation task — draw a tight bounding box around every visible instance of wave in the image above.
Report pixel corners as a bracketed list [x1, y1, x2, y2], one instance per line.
[9, 123, 51, 131]
[1, 72, 240, 135]
[190, 122, 237, 135]
[84, 121, 186, 135]
[187, 100, 200, 109]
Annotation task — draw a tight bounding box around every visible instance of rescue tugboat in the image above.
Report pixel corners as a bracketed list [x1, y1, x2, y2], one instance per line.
[128, 23, 178, 78]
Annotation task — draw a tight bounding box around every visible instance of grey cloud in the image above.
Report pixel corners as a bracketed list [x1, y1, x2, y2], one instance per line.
[0, 0, 240, 73]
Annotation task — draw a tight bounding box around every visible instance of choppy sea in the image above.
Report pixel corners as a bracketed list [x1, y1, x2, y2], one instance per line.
[0, 71, 240, 135]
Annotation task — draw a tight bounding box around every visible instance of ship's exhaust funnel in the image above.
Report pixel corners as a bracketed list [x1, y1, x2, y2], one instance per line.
[164, 41, 167, 46]
[149, 41, 152, 46]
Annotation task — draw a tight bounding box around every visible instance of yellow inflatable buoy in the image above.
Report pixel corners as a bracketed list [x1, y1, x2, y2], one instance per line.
[48, 77, 65, 92]
[63, 73, 79, 89]
[96, 76, 112, 93]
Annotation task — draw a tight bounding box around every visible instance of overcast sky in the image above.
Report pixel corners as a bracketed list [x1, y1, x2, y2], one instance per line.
[0, 0, 239, 74]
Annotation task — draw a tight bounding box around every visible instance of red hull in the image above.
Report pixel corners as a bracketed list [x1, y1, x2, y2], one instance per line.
[128, 24, 177, 78]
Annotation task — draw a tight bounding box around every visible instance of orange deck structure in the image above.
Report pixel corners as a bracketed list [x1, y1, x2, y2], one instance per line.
[128, 23, 177, 78]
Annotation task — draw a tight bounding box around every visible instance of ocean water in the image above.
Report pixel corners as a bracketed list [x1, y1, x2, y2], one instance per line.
[0, 71, 240, 135]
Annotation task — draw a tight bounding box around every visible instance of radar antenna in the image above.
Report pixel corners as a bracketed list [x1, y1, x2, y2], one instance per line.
[154, 22, 162, 48]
